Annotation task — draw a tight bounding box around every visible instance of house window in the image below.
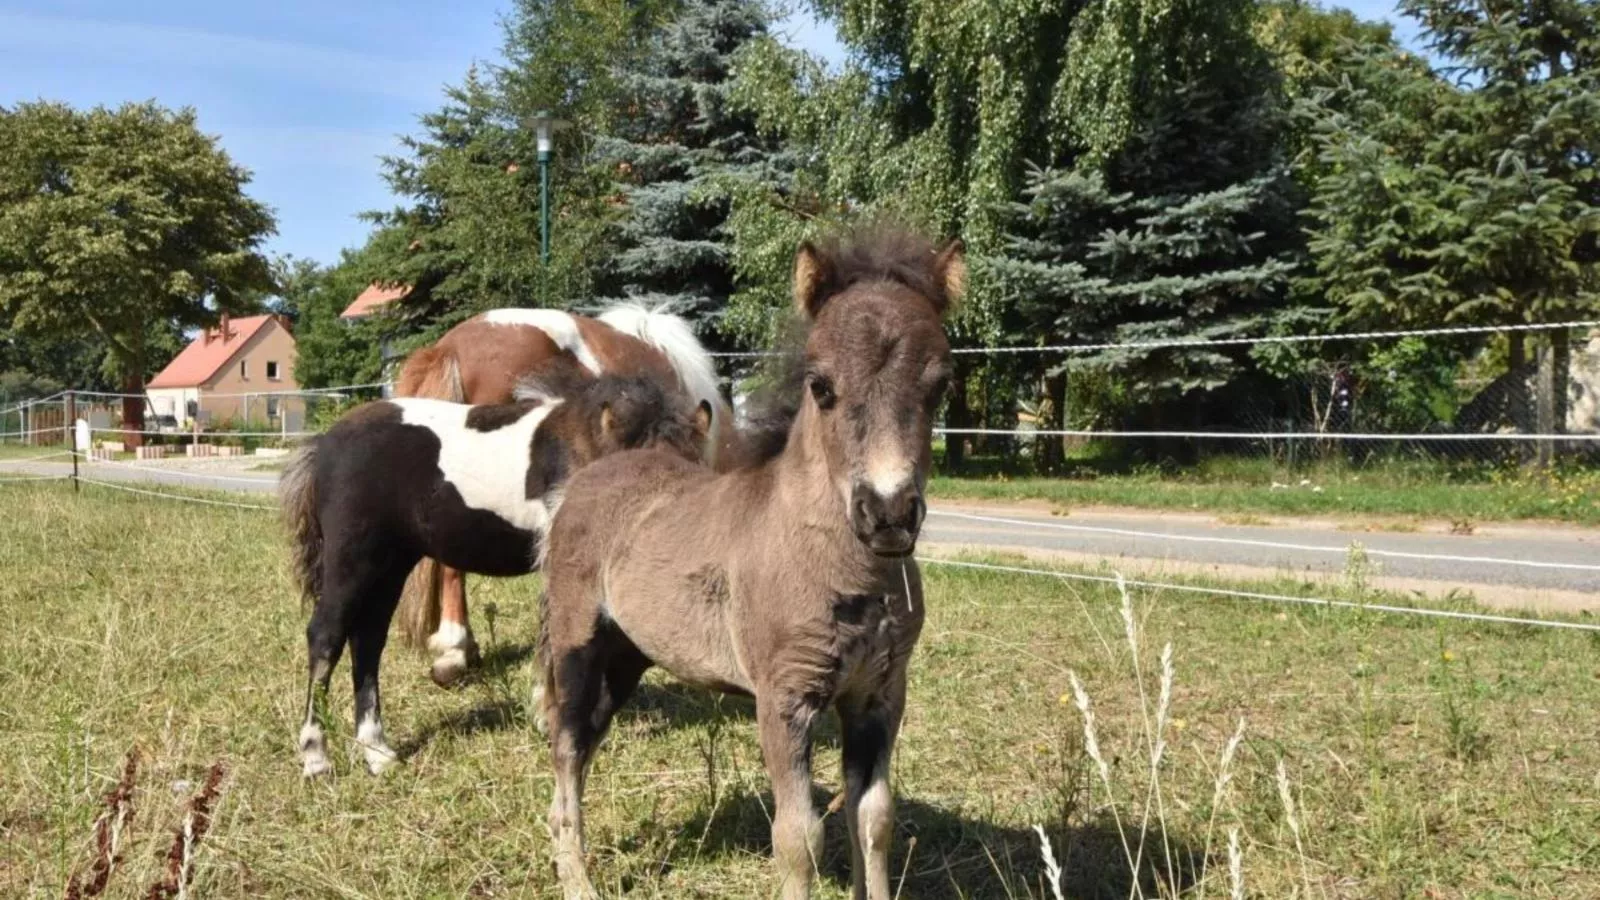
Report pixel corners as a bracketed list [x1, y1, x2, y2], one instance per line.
[266, 360, 281, 381]
[186, 400, 198, 418]
[240, 360, 249, 380]
[267, 396, 280, 419]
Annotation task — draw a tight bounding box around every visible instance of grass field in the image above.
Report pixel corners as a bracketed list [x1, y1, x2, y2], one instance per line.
[931, 455, 1600, 526]
[2, 482, 1598, 898]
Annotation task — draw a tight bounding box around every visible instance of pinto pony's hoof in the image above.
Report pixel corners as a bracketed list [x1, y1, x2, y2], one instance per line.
[301, 755, 333, 778]
[427, 625, 482, 687]
[428, 645, 481, 687]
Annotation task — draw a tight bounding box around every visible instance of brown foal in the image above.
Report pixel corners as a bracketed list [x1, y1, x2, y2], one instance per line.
[536, 230, 962, 899]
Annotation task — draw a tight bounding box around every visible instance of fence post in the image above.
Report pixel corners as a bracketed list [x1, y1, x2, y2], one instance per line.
[1536, 345, 1554, 469]
[66, 391, 79, 493]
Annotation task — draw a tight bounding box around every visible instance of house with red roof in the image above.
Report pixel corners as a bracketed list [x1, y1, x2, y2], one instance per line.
[146, 314, 301, 428]
[342, 283, 411, 396]
[341, 283, 408, 320]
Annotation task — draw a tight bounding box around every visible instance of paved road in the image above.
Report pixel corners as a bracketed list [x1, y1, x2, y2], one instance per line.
[921, 504, 1600, 595]
[7, 457, 1599, 597]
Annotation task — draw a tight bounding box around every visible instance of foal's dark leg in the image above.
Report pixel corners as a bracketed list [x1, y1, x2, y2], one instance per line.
[757, 690, 824, 900]
[545, 635, 644, 900]
[839, 684, 906, 900]
[298, 598, 349, 778]
[349, 565, 409, 775]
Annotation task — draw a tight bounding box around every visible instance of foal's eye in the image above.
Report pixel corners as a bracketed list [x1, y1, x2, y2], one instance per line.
[928, 375, 951, 406]
[808, 374, 836, 410]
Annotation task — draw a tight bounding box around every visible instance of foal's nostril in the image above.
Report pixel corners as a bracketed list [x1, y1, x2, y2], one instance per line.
[852, 492, 875, 527]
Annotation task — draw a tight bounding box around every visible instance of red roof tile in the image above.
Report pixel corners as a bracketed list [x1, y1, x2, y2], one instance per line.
[341, 283, 409, 319]
[148, 315, 280, 389]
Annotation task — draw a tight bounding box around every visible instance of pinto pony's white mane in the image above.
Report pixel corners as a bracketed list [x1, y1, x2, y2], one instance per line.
[595, 302, 724, 424]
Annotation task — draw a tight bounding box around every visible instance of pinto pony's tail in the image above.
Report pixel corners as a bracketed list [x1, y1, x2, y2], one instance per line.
[394, 342, 465, 649]
[597, 302, 728, 466]
[280, 438, 323, 606]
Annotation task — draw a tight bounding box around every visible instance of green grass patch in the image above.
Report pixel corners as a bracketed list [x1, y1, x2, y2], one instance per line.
[1, 482, 1597, 897]
[932, 455, 1600, 525]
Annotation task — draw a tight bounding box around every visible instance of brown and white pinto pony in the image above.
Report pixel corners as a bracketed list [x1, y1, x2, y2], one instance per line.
[537, 231, 962, 900]
[281, 373, 712, 777]
[393, 303, 736, 685]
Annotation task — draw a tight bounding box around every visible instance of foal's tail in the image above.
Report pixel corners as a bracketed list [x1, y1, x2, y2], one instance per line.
[395, 342, 465, 649]
[279, 438, 323, 605]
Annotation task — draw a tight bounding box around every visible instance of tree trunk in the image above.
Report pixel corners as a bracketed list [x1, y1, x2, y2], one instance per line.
[1039, 371, 1067, 473]
[120, 334, 146, 449]
[944, 358, 971, 473]
[121, 371, 145, 450]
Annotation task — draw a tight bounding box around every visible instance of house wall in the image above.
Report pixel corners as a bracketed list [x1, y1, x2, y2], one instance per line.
[197, 320, 304, 426]
[147, 387, 199, 427]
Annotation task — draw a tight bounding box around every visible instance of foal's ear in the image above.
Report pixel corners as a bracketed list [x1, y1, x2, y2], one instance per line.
[792, 241, 833, 320]
[599, 402, 615, 440]
[932, 238, 966, 315]
[693, 399, 714, 437]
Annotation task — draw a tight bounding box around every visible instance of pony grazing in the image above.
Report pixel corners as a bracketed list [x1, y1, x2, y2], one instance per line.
[280, 374, 712, 778]
[394, 303, 736, 686]
[537, 231, 962, 900]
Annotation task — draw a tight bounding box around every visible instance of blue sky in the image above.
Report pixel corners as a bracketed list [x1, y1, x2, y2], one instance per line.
[1, 1, 1418, 268]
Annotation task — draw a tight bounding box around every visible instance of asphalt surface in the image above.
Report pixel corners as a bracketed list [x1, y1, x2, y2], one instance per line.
[6, 456, 1598, 596]
[921, 505, 1600, 595]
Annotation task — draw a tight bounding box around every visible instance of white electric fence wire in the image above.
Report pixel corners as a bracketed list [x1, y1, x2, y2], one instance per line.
[70, 381, 391, 401]
[76, 454, 279, 486]
[708, 319, 1600, 358]
[4, 474, 1592, 632]
[74, 478, 276, 511]
[922, 558, 1600, 633]
[936, 428, 1600, 441]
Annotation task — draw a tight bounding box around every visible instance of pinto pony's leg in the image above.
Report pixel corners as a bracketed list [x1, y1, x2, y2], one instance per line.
[350, 570, 408, 775]
[298, 600, 346, 778]
[426, 565, 480, 686]
[394, 342, 480, 685]
[758, 692, 823, 900]
[840, 690, 905, 900]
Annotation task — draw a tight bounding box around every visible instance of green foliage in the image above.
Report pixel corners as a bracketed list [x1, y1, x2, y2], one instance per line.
[592, 0, 784, 344]
[1305, 1, 1600, 331]
[0, 101, 276, 421]
[368, 65, 611, 323]
[992, 164, 1302, 409]
[731, 0, 1084, 342]
[282, 253, 388, 389]
[1057, 0, 1277, 176]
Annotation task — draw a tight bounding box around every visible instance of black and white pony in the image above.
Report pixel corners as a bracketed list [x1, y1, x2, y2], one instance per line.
[280, 373, 712, 776]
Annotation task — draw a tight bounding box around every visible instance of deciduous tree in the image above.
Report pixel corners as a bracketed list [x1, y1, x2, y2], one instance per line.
[0, 101, 276, 440]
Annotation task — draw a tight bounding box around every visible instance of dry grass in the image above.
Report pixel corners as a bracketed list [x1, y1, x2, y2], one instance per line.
[2, 482, 1597, 898]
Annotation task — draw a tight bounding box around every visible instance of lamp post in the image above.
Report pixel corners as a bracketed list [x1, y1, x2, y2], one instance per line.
[529, 110, 569, 264]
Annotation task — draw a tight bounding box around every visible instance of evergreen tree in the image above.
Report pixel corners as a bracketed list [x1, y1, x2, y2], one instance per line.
[591, 0, 781, 345]
[1304, 0, 1600, 436]
[989, 0, 1305, 462]
[362, 0, 666, 341]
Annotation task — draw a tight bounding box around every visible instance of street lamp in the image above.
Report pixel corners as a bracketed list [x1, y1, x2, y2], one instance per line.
[529, 110, 569, 264]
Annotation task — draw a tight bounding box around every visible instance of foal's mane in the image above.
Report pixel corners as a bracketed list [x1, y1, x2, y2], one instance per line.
[737, 228, 950, 468]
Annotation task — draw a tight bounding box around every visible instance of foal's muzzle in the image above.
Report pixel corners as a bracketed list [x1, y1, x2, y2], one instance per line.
[850, 480, 926, 557]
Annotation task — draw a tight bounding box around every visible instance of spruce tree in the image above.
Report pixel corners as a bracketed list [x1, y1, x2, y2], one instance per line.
[591, 0, 781, 344]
